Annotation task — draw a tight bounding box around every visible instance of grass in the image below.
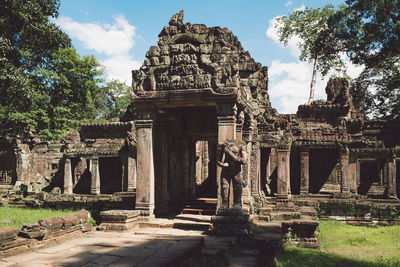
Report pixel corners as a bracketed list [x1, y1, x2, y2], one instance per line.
[0, 206, 94, 228]
[277, 220, 400, 267]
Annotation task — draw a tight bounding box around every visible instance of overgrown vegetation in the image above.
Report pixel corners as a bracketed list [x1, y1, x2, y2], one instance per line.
[0, 206, 95, 228]
[275, 0, 400, 119]
[277, 220, 400, 267]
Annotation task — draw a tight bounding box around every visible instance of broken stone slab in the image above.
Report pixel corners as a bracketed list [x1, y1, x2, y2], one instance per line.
[60, 214, 80, 227]
[38, 217, 64, 230]
[20, 184, 32, 193]
[21, 223, 41, 232]
[75, 210, 90, 224]
[80, 223, 93, 233]
[18, 229, 46, 240]
[0, 227, 19, 244]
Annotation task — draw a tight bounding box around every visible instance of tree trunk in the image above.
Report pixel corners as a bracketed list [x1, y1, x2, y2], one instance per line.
[308, 56, 319, 104]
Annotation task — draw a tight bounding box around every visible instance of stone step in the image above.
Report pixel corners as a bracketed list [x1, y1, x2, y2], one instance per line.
[300, 206, 318, 217]
[182, 208, 216, 215]
[270, 211, 301, 221]
[257, 215, 271, 222]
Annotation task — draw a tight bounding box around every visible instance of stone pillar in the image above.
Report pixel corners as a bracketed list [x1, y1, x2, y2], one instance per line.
[189, 139, 197, 199]
[63, 158, 73, 194]
[387, 152, 397, 199]
[277, 145, 290, 200]
[340, 147, 350, 193]
[90, 158, 100, 194]
[122, 152, 136, 192]
[216, 103, 236, 210]
[300, 149, 309, 195]
[135, 118, 155, 215]
[127, 155, 137, 192]
[348, 151, 357, 193]
[202, 142, 209, 183]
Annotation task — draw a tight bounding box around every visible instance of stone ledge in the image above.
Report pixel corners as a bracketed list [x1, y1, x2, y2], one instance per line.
[0, 210, 92, 257]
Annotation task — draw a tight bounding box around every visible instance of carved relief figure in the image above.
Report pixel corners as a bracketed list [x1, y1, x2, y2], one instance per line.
[218, 139, 247, 209]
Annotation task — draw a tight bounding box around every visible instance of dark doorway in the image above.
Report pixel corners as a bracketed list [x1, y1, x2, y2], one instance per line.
[358, 160, 380, 195]
[99, 157, 122, 194]
[290, 148, 300, 195]
[0, 139, 16, 185]
[194, 141, 217, 198]
[396, 160, 400, 198]
[309, 149, 338, 193]
[260, 148, 277, 195]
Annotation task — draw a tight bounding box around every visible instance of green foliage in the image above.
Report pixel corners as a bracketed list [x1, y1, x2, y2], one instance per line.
[0, 206, 77, 228]
[276, 5, 346, 77]
[330, 0, 400, 119]
[95, 79, 131, 120]
[35, 47, 104, 140]
[277, 220, 400, 267]
[0, 0, 105, 140]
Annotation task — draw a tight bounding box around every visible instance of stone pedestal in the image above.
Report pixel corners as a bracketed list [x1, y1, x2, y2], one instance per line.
[98, 210, 139, 231]
[211, 208, 250, 236]
[63, 158, 73, 194]
[277, 146, 290, 200]
[90, 158, 100, 195]
[299, 149, 309, 195]
[135, 119, 155, 216]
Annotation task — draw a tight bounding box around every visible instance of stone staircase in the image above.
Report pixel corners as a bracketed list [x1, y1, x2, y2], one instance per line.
[181, 197, 217, 215]
[255, 198, 320, 248]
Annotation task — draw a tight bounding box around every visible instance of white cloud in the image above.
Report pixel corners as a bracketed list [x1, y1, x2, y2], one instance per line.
[294, 4, 306, 11]
[57, 15, 140, 84]
[285, 1, 293, 7]
[266, 16, 302, 58]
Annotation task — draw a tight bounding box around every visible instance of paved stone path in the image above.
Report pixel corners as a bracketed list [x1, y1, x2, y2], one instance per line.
[0, 214, 277, 266]
[0, 230, 204, 267]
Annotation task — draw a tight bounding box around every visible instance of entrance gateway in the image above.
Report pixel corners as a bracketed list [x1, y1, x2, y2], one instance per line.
[131, 10, 273, 215]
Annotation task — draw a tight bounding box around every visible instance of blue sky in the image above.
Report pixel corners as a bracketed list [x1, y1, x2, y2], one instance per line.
[56, 0, 360, 113]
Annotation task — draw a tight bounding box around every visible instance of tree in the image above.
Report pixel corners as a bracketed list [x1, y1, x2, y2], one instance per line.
[276, 5, 346, 104]
[0, 0, 106, 140]
[330, 0, 400, 118]
[35, 47, 103, 140]
[95, 80, 131, 120]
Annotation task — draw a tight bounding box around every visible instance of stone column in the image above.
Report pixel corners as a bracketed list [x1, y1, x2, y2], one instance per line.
[349, 151, 357, 193]
[300, 149, 310, 195]
[121, 152, 136, 192]
[387, 152, 397, 199]
[63, 158, 73, 194]
[127, 155, 137, 192]
[90, 158, 100, 194]
[340, 147, 350, 193]
[216, 103, 236, 210]
[135, 117, 155, 215]
[202, 142, 209, 183]
[277, 145, 290, 200]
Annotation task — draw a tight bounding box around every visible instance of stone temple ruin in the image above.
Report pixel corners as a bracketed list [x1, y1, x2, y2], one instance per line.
[1, 11, 400, 233]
